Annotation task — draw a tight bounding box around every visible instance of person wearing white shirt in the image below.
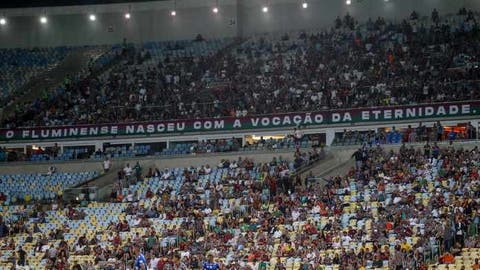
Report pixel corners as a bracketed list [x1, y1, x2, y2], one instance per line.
[273, 229, 283, 239]
[132, 216, 142, 227]
[126, 191, 135, 202]
[107, 232, 114, 242]
[161, 169, 172, 180]
[204, 165, 212, 174]
[332, 236, 341, 249]
[294, 128, 303, 140]
[291, 209, 300, 221]
[74, 243, 84, 254]
[124, 164, 132, 176]
[124, 163, 133, 185]
[280, 169, 290, 178]
[103, 158, 112, 173]
[341, 233, 352, 247]
[150, 256, 160, 269]
[393, 196, 402, 204]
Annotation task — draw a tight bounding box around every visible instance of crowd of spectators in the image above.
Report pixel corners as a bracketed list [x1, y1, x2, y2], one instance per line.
[0, 141, 479, 269]
[1, 6, 480, 270]
[112, 145, 325, 194]
[1, 39, 235, 128]
[0, 128, 318, 163]
[2, 9, 479, 129]
[333, 121, 478, 146]
[203, 9, 479, 117]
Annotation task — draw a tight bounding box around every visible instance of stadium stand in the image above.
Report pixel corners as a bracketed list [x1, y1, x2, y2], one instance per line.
[0, 135, 317, 162]
[332, 121, 478, 146]
[0, 171, 99, 204]
[2, 12, 479, 128]
[1, 38, 234, 128]
[0, 6, 479, 270]
[0, 47, 71, 104]
[0, 142, 478, 269]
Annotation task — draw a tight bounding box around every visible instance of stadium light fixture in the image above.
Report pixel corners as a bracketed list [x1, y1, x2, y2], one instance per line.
[302, 1, 308, 8]
[171, 0, 177, 16]
[346, 0, 352, 5]
[89, 14, 96, 21]
[40, 16, 48, 24]
[212, 0, 219, 14]
[262, 6, 269, 13]
[0, 18, 6, 25]
[125, 5, 132, 19]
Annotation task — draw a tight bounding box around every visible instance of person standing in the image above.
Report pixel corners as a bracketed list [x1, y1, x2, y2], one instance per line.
[472, 258, 479, 270]
[124, 163, 133, 186]
[133, 161, 142, 183]
[203, 254, 220, 270]
[467, 122, 476, 140]
[0, 216, 8, 237]
[103, 158, 112, 173]
[17, 246, 27, 266]
[436, 121, 444, 141]
[352, 148, 363, 170]
[72, 260, 82, 270]
[423, 142, 431, 158]
[134, 247, 147, 270]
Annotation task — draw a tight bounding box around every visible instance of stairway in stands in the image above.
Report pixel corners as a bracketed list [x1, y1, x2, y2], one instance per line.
[300, 148, 355, 184]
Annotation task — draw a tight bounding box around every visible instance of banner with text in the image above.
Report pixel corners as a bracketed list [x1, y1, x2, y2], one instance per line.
[1, 101, 479, 141]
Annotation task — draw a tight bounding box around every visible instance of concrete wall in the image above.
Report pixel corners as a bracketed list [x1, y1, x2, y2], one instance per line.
[0, 0, 479, 48]
[0, 148, 300, 174]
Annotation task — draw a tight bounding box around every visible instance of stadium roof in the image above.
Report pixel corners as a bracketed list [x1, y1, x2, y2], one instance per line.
[0, 0, 164, 9]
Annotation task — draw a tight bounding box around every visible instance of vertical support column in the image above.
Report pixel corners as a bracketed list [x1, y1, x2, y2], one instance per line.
[475, 119, 479, 140]
[166, 140, 170, 150]
[95, 141, 103, 152]
[325, 130, 335, 146]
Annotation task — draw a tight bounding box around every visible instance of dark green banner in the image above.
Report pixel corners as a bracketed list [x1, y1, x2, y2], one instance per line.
[1, 101, 479, 141]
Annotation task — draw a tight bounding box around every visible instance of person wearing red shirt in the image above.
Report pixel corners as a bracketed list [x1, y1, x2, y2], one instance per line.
[472, 258, 479, 270]
[112, 232, 121, 247]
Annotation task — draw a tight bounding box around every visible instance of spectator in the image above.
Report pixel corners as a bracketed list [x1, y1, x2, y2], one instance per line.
[47, 165, 57, 176]
[124, 163, 133, 184]
[134, 246, 147, 270]
[133, 161, 142, 183]
[0, 216, 8, 238]
[203, 254, 220, 270]
[4, 11, 480, 128]
[103, 158, 112, 173]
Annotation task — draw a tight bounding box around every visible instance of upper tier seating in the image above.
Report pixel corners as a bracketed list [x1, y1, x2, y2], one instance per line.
[0, 47, 71, 102]
[3, 12, 479, 128]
